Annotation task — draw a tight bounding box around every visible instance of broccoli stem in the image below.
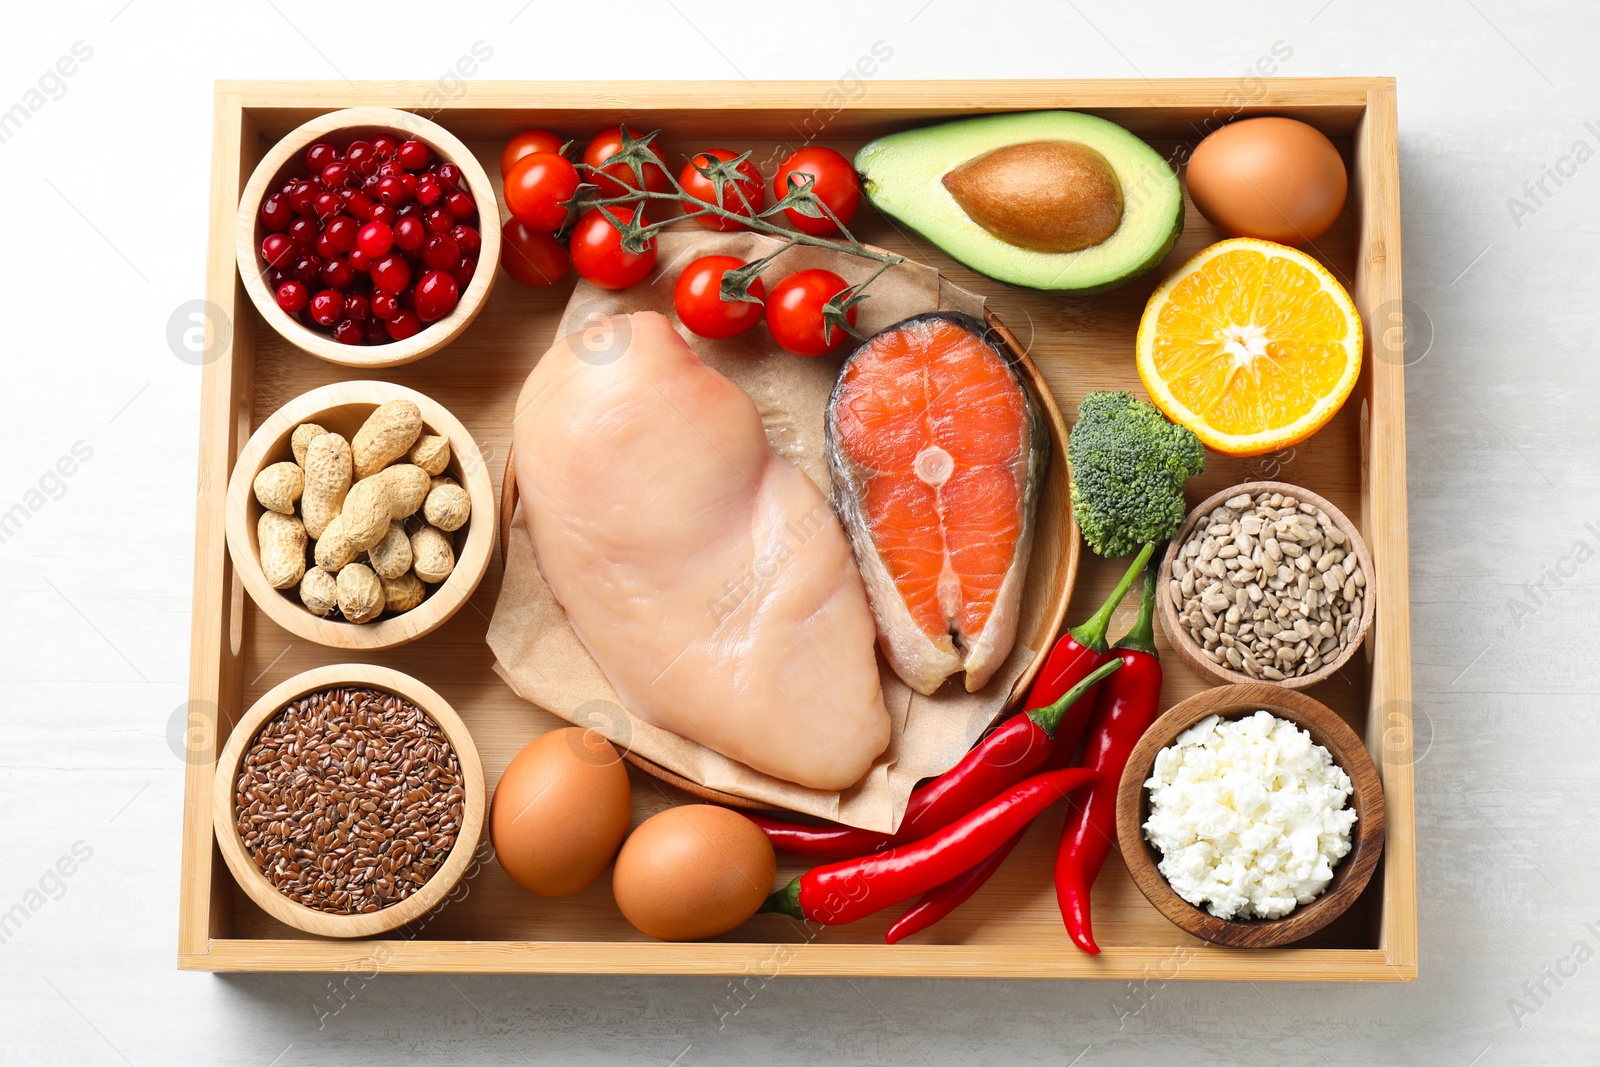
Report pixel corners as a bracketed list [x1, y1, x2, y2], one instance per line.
[1066, 542, 1155, 653]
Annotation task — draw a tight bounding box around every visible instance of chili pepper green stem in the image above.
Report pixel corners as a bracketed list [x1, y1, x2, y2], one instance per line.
[760, 876, 804, 919]
[1113, 548, 1162, 658]
[1026, 657, 1123, 738]
[1065, 542, 1154, 653]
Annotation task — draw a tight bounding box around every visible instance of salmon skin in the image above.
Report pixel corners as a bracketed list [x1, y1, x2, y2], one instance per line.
[825, 312, 1047, 695]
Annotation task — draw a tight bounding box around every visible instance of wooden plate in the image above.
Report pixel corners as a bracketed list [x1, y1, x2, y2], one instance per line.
[224, 380, 495, 650]
[496, 308, 1078, 808]
[211, 664, 487, 938]
[1116, 683, 1386, 949]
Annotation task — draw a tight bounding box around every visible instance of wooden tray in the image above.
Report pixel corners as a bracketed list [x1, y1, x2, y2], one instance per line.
[182, 79, 1415, 980]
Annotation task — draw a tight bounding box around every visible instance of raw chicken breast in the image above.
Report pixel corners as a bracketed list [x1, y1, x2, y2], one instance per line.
[512, 311, 890, 791]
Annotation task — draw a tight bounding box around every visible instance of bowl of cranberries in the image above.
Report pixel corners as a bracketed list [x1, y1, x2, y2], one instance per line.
[237, 107, 500, 367]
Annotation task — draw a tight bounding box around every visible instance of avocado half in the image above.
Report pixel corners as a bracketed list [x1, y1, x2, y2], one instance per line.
[856, 111, 1183, 293]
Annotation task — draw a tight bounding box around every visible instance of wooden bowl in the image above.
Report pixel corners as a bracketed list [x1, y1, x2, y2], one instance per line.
[211, 664, 486, 938]
[495, 308, 1079, 809]
[1116, 684, 1386, 949]
[235, 106, 500, 368]
[1158, 481, 1375, 690]
[225, 381, 494, 650]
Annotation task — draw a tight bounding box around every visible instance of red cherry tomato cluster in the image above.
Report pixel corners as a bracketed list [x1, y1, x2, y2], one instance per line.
[257, 131, 479, 345]
[497, 126, 862, 355]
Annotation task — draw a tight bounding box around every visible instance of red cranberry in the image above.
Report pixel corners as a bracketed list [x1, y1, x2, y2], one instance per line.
[370, 202, 397, 227]
[395, 202, 422, 223]
[275, 280, 309, 313]
[280, 178, 298, 196]
[397, 140, 430, 170]
[357, 221, 394, 258]
[309, 288, 343, 326]
[386, 309, 422, 340]
[289, 180, 318, 215]
[370, 254, 411, 294]
[416, 179, 443, 208]
[321, 161, 353, 189]
[413, 270, 460, 323]
[345, 192, 376, 221]
[445, 190, 476, 221]
[364, 316, 389, 344]
[378, 159, 406, 181]
[450, 225, 481, 258]
[376, 175, 408, 205]
[370, 289, 400, 321]
[422, 233, 460, 270]
[346, 140, 375, 174]
[313, 190, 342, 218]
[324, 216, 358, 253]
[343, 293, 370, 321]
[372, 134, 399, 160]
[448, 256, 477, 289]
[393, 216, 426, 253]
[292, 253, 323, 284]
[435, 163, 462, 192]
[269, 267, 294, 289]
[362, 172, 383, 195]
[424, 207, 454, 235]
[321, 257, 356, 290]
[260, 232, 295, 269]
[305, 142, 339, 171]
[347, 247, 372, 273]
[333, 318, 365, 345]
[400, 173, 418, 200]
[260, 193, 292, 232]
[290, 218, 319, 250]
[316, 233, 339, 259]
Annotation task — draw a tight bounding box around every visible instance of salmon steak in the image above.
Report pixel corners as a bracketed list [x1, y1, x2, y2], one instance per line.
[826, 312, 1047, 695]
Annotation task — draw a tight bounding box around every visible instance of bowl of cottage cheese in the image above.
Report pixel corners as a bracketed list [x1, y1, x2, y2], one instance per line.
[1116, 684, 1386, 948]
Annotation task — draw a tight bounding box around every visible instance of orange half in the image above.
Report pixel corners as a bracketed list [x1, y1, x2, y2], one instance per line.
[1136, 238, 1362, 457]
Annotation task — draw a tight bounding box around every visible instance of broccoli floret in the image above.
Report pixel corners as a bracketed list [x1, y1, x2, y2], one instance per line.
[1068, 390, 1205, 558]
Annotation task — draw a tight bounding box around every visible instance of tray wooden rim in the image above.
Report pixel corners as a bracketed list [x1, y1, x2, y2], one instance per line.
[182, 78, 1415, 981]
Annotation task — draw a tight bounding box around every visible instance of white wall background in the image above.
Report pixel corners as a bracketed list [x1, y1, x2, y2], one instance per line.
[2, 1, 1597, 1064]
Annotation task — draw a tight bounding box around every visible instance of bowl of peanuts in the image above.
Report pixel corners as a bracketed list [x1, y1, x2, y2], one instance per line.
[224, 381, 494, 650]
[1157, 481, 1375, 690]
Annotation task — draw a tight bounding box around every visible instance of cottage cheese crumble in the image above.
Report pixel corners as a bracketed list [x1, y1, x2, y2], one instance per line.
[1142, 710, 1357, 920]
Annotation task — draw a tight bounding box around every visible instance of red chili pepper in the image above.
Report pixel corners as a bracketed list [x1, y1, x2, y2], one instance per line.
[1027, 542, 1155, 769]
[762, 767, 1098, 927]
[871, 544, 1159, 941]
[745, 656, 1124, 859]
[1055, 550, 1164, 955]
[884, 827, 1024, 945]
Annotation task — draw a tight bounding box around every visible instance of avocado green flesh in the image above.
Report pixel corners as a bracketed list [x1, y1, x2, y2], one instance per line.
[856, 111, 1183, 293]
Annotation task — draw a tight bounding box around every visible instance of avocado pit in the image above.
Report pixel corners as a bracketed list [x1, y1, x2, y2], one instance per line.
[941, 140, 1124, 254]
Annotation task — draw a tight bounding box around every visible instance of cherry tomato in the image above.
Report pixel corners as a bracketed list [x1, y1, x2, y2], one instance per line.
[772, 147, 862, 237]
[501, 129, 564, 179]
[673, 255, 766, 339]
[501, 219, 571, 287]
[584, 126, 671, 198]
[504, 152, 580, 232]
[570, 206, 656, 290]
[677, 149, 767, 231]
[765, 269, 856, 356]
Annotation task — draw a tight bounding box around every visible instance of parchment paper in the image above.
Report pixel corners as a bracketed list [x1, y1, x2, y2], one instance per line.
[486, 231, 1036, 832]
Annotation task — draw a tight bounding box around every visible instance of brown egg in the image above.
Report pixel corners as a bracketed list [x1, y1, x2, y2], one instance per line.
[612, 805, 777, 941]
[489, 727, 631, 896]
[1185, 117, 1348, 245]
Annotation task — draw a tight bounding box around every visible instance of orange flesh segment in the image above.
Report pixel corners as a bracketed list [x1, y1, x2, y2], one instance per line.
[1148, 248, 1354, 435]
[835, 319, 1028, 643]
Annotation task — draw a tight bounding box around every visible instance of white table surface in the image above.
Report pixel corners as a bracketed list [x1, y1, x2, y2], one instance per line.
[3, 1, 1596, 1063]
